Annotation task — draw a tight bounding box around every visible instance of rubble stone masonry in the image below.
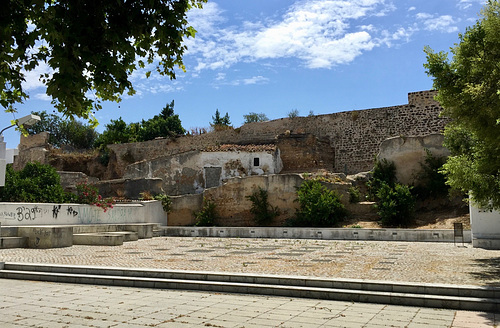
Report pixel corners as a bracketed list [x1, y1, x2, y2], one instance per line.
[108, 90, 447, 176]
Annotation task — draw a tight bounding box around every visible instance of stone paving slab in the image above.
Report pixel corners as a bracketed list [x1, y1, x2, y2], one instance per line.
[0, 279, 497, 327]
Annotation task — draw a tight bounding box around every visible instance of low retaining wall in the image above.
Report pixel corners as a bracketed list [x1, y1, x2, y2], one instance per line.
[165, 227, 472, 243]
[0, 201, 166, 226]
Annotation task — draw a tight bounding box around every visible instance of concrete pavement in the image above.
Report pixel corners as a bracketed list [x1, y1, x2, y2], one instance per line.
[0, 278, 497, 328]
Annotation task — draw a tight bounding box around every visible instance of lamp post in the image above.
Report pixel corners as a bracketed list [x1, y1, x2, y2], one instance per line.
[0, 114, 41, 186]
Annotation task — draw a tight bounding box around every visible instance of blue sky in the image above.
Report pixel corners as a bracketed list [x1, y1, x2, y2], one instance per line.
[2, 0, 487, 148]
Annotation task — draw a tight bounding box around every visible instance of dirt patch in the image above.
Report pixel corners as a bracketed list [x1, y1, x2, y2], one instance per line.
[338, 207, 470, 230]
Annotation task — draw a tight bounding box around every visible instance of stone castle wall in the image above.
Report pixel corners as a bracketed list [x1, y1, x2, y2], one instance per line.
[107, 90, 447, 175]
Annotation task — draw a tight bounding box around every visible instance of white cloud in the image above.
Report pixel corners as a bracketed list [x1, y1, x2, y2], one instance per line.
[242, 76, 269, 85]
[457, 0, 486, 10]
[416, 13, 459, 33]
[186, 0, 397, 71]
[215, 73, 226, 81]
[408, 6, 416, 12]
[21, 62, 52, 91]
[416, 13, 433, 20]
[34, 93, 51, 101]
[378, 25, 417, 47]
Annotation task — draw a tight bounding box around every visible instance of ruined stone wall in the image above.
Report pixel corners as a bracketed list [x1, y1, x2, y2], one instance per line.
[378, 134, 450, 185]
[124, 148, 282, 196]
[104, 90, 448, 175]
[168, 174, 353, 227]
[13, 132, 50, 171]
[277, 133, 335, 173]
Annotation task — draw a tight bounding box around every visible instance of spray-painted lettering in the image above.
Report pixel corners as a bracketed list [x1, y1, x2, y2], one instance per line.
[67, 207, 78, 217]
[15, 206, 42, 222]
[52, 205, 61, 219]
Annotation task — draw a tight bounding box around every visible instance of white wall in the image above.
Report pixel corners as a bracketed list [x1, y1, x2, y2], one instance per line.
[0, 200, 166, 226]
[200, 150, 282, 181]
[6, 148, 18, 164]
[470, 203, 500, 249]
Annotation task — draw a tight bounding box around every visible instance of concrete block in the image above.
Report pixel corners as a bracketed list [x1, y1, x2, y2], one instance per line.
[17, 226, 72, 248]
[121, 224, 155, 239]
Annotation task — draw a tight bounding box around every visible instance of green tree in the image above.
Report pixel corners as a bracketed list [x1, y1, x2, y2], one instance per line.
[94, 117, 138, 148]
[287, 109, 299, 118]
[243, 112, 269, 124]
[138, 100, 185, 141]
[1, 0, 206, 122]
[211, 109, 231, 127]
[26, 110, 97, 149]
[423, 0, 500, 209]
[95, 100, 185, 146]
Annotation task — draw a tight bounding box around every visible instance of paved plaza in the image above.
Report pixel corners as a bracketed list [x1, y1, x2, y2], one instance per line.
[1, 237, 500, 327]
[1, 237, 499, 285]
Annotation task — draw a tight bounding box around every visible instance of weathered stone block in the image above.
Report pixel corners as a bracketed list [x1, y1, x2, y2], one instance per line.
[17, 226, 73, 248]
[378, 134, 449, 185]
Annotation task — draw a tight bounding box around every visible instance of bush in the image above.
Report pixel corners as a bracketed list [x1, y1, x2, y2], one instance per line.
[139, 191, 171, 212]
[375, 182, 415, 227]
[348, 186, 361, 203]
[413, 149, 449, 199]
[294, 180, 347, 227]
[0, 162, 69, 203]
[76, 182, 114, 212]
[247, 187, 279, 225]
[287, 109, 299, 118]
[194, 199, 218, 226]
[154, 194, 172, 213]
[367, 158, 397, 200]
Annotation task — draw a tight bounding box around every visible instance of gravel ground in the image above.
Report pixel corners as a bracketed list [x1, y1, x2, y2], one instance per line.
[1, 237, 499, 286]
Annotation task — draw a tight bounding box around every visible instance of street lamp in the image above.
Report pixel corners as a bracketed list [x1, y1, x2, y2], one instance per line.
[0, 114, 41, 135]
[0, 114, 41, 186]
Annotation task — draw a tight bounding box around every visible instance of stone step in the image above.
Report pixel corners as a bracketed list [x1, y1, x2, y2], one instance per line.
[104, 231, 139, 242]
[71, 223, 156, 239]
[347, 201, 379, 220]
[153, 226, 167, 237]
[0, 263, 498, 312]
[73, 233, 124, 246]
[0, 237, 28, 249]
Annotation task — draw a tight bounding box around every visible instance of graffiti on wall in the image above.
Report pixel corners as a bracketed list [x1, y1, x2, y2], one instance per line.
[0, 203, 147, 225]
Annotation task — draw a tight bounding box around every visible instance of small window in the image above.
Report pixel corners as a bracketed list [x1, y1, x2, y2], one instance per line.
[253, 157, 260, 166]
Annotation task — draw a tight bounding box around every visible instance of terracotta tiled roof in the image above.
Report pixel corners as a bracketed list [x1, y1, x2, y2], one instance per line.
[204, 144, 276, 152]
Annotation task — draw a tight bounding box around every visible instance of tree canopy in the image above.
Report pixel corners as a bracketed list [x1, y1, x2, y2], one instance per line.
[211, 109, 231, 127]
[243, 112, 269, 124]
[95, 100, 184, 147]
[138, 100, 185, 141]
[1, 0, 205, 122]
[27, 110, 98, 149]
[424, 0, 500, 209]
